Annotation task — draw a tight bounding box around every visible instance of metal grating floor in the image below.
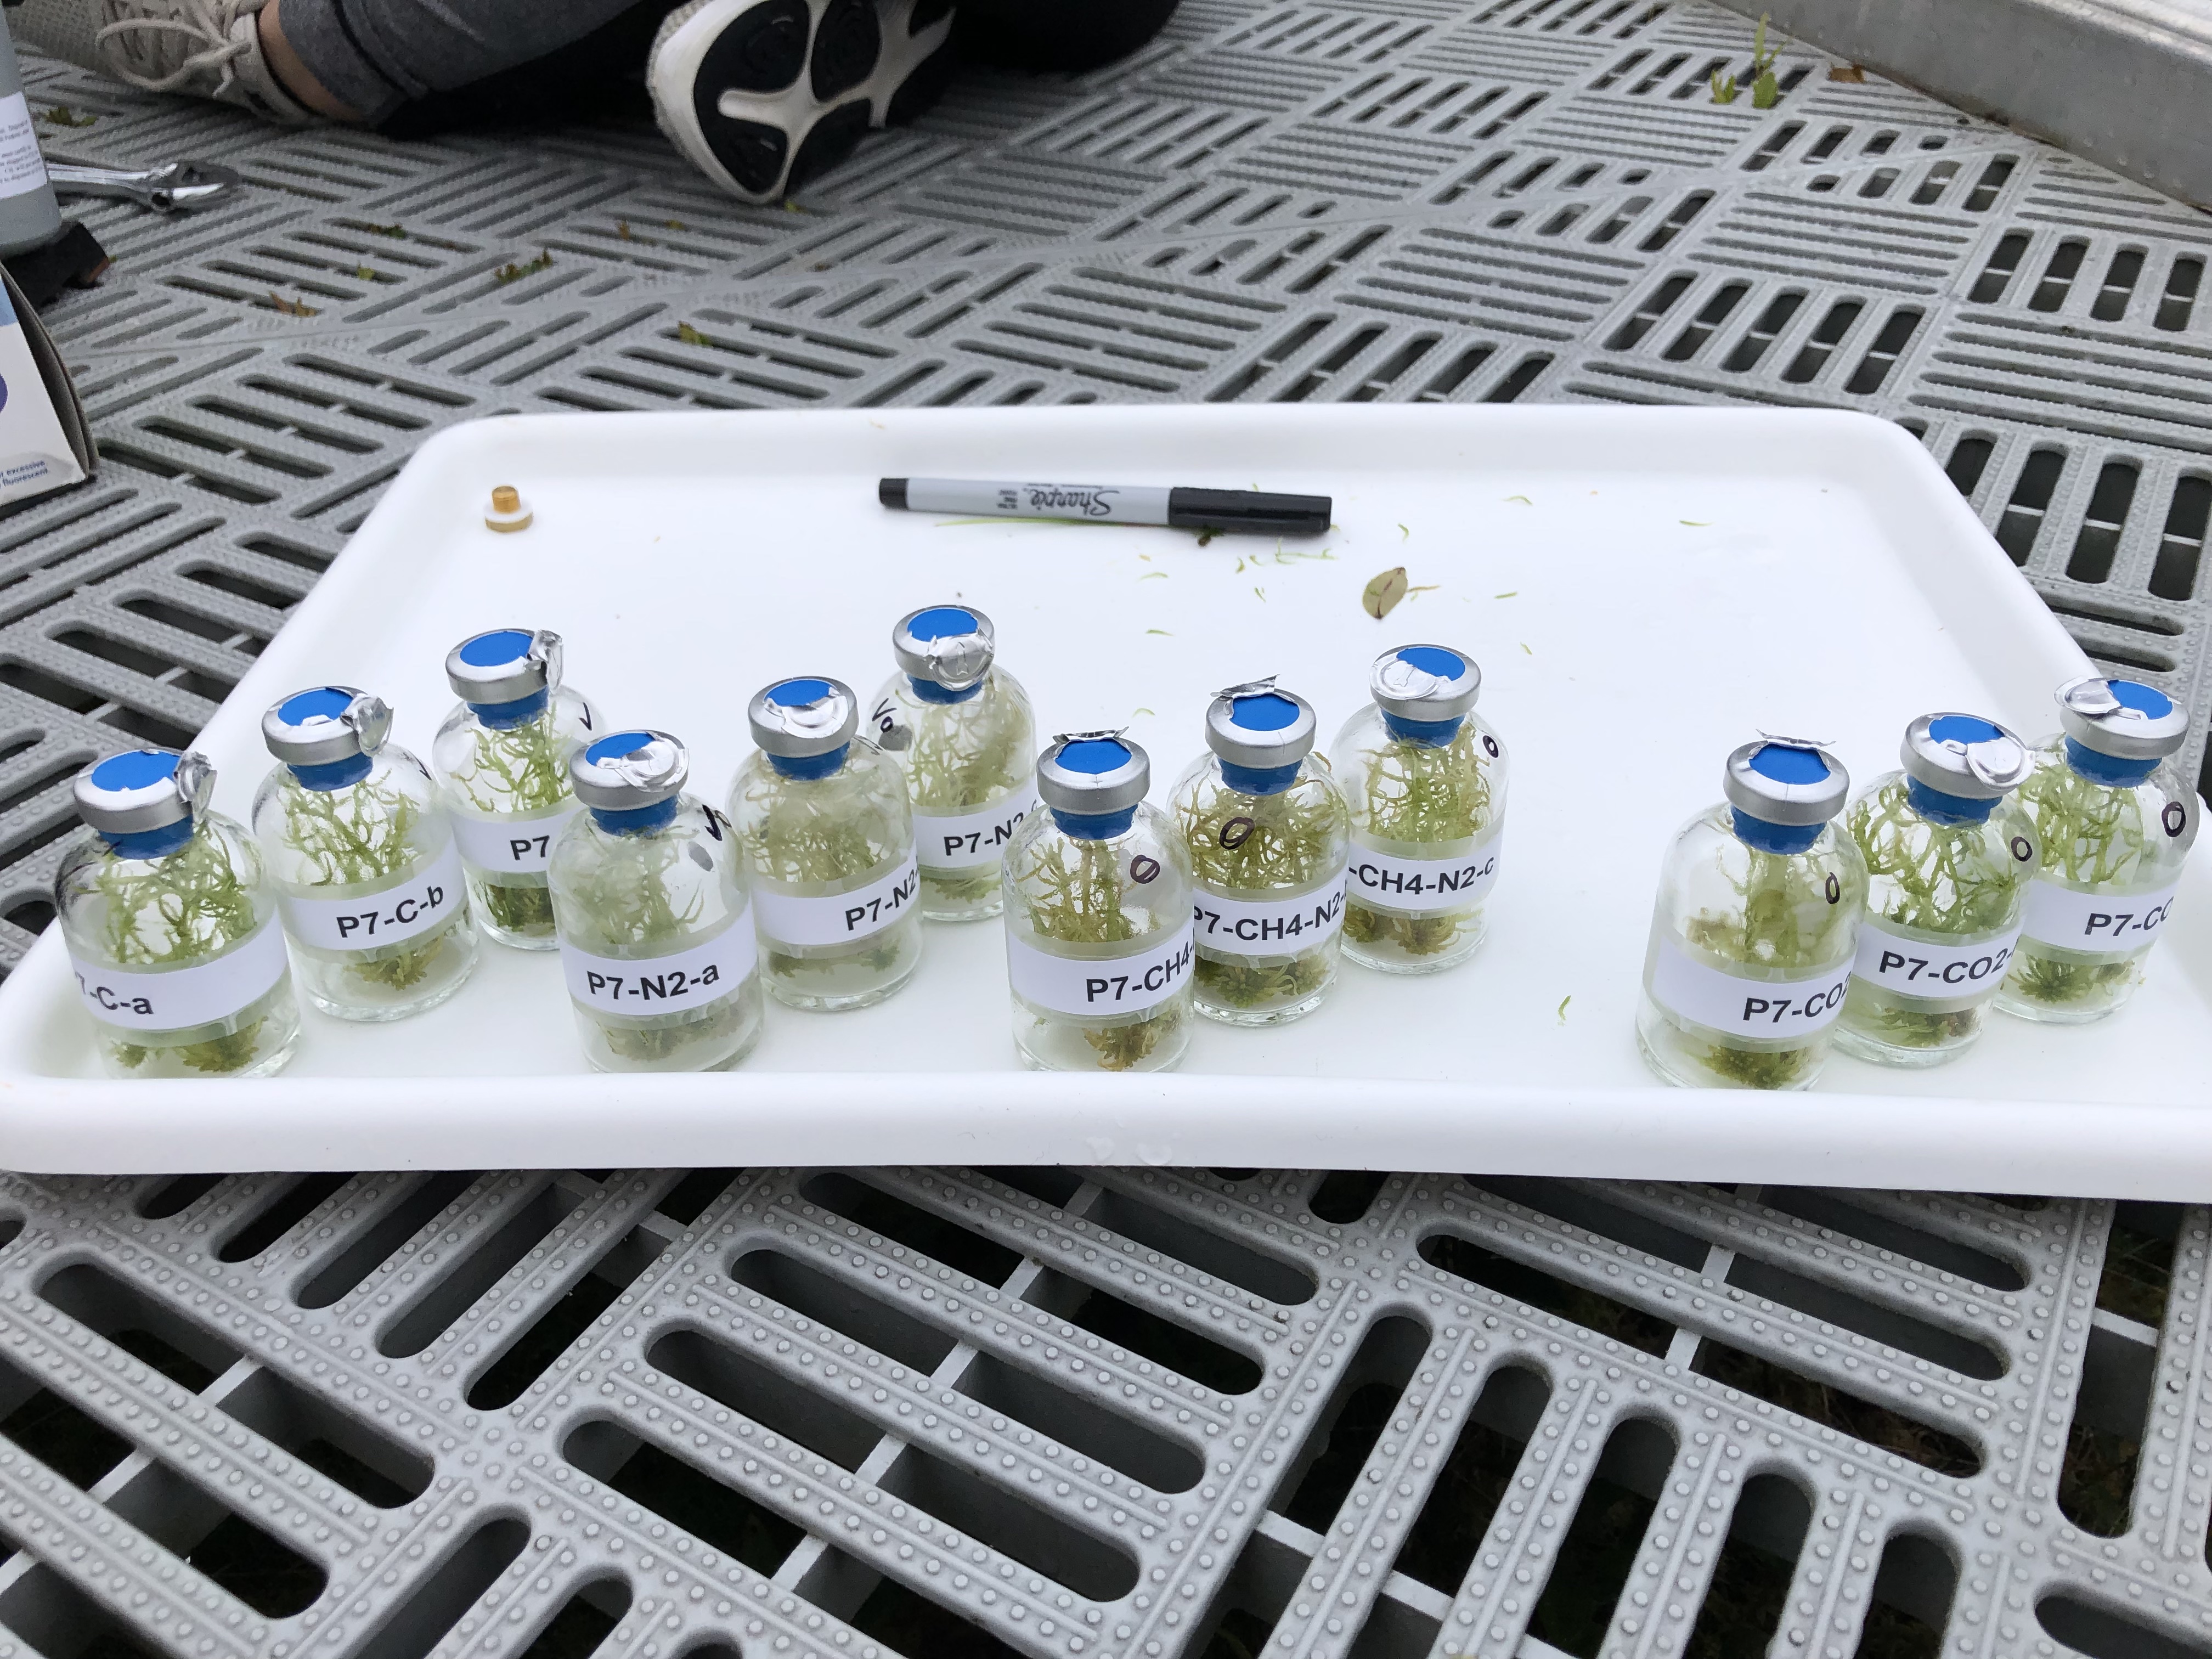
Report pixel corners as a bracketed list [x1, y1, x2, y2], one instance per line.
[0, 2, 2207, 1656]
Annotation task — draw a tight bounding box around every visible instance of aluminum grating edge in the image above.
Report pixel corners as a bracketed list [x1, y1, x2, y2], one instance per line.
[0, 1167, 2196, 1659]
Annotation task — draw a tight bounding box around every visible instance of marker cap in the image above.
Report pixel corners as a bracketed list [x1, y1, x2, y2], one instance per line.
[263, 685, 391, 766]
[749, 677, 859, 758]
[1901, 713, 2030, 800]
[1205, 678, 1317, 771]
[571, 729, 687, 812]
[447, 627, 562, 706]
[1037, 732, 1149, 817]
[892, 605, 994, 690]
[1723, 738, 1848, 827]
[2056, 674, 2188, 760]
[74, 748, 215, 837]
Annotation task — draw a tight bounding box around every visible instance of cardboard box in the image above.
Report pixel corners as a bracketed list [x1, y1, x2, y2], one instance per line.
[0, 264, 90, 506]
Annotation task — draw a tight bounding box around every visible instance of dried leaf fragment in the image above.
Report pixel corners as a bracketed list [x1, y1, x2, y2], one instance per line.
[1828, 62, 1864, 82]
[366, 222, 405, 238]
[678, 322, 707, 346]
[494, 250, 553, 284]
[1363, 567, 1409, 619]
[268, 290, 319, 317]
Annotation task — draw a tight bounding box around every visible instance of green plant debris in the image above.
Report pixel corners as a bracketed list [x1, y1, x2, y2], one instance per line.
[1014, 836, 1185, 1070]
[495, 250, 553, 284]
[665, 218, 687, 231]
[1344, 723, 1494, 960]
[355, 264, 378, 281]
[1505, 494, 1532, 504]
[1398, 523, 1409, 539]
[1139, 571, 1167, 580]
[1194, 527, 1217, 546]
[37, 104, 97, 127]
[1521, 643, 1532, 654]
[1715, 12, 1781, 105]
[268, 291, 319, 317]
[1494, 590, 1517, 599]
[678, 321, 707, 345]
[1558, 995, 1571, 1022]
[1134, 707, 1155, 717]
[366, 222, 406, 238]
[1146, 629, 1172, 636]
[1253, 586, 1266, 601]
[616, 219, 634, 240]
[1680, 520, 1712, 527]
[1362, 568, 1440, 619]
[90, 829, 274, 1074]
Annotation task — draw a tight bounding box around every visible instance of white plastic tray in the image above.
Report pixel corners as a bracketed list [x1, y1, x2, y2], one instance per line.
[1, 405, 2205, 1195]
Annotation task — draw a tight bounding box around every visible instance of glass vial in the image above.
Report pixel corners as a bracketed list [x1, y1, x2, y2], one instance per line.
[253, 686, 478, 1021]
[1330, 644, 1507, 975]
[1835, 714, 2040, 1066]
[1003, 733, 1194, 1072]
[1998, 676, 2197, 1023]
[731, 676, 922, 1011]
[57, 748, 301, 1079]
[1638, 739, 1867, 1090]
[550, 730, 763, 1073]
[871, 604, 1036, 922]
[1170, 678, 1351, 1026]
[432, 627, 600, 951]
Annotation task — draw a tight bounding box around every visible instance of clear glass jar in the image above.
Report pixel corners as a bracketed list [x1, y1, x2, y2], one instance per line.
[1638, 741, 1867, 1090]
[550, 730, 763, 1073]
[1998, 678, 2197, 1023]
[1004, 735, 1194, 1072]
[1171, 682, 1351, 1026]
[253, 686, 478, 1022]
[1834, 716, 2040, 1066]
[57, 749, 300, 1079]
[732, 676, 922, 1011]
[1329, 645, 1506, 975]
[432, 627, 600, 951]
[870, 605, 1036, 923]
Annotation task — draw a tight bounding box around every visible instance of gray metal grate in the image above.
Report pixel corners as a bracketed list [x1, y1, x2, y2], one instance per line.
[0, 5, 2208, 1655]
[0, 1167, 2197, 1659]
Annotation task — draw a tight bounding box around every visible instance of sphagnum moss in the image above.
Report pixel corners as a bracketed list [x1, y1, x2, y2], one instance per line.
[1017, 833, 1183, 1070]
[273, 772, 446, 991]
[450, 715, 568, 935]
[1178, 783, 1341, 1009]
[90, 829, 279, 1073]
[561, 827, 743, 1064]
[1344, 723, 1493, 958]
[2007, 752, 2156, 1008]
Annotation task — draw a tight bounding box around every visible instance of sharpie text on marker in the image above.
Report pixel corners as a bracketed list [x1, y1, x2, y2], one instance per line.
[879, 477, 1332, 537]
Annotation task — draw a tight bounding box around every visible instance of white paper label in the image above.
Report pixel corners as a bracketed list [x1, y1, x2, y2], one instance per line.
[450, 802, 580, 874]
[279, 841, 466, 953]
[1346, 827, 1502, 917]
[1192, 872, 1348, 954]
[1850, 918, 2021, 1003]
[915, 793, 1037, 871]
[1007, 922, 1194, 1015]
[0, 95, 49, 202]
[751, 854, 920, 947]
[904, 478, 1172, 523]
[561, 918, 758, 1014]
[69, 920, 289, 1032]
[1647, 936, 1852, 1036]
[2019, 877, 2180, 953]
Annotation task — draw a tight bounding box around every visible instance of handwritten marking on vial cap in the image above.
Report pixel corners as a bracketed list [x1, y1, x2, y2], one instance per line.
[485, 486, 533, 533]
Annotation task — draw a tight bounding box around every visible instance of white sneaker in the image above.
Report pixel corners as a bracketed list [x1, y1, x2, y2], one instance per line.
[648, 0, 954, 204]
[12, 0, 314, 123]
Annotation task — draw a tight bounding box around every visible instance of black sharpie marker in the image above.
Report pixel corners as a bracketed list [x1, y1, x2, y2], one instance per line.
[879, 476, 1331, 537]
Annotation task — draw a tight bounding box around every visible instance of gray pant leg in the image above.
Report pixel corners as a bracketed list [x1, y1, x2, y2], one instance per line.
[280, 0, 657, 119]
